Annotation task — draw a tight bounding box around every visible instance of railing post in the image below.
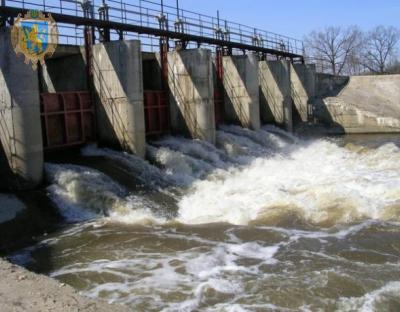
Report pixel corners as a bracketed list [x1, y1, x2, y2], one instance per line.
[98, 0, 110, 42]
[0, 0, 6, 27]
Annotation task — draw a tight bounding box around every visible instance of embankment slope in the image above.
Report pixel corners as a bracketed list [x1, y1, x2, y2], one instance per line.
[0, 258, 130, 312]
[315, 74, 400, 133]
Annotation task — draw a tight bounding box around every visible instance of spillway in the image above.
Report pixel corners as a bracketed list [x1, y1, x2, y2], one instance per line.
[10, 126, 400, 311]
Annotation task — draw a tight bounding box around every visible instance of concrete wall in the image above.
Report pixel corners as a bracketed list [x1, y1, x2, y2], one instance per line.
[291, 63, 316, 123]
[315, 73, 349, 98]
[168, 49, 215, 143]
[223, 54, 260, 130]
[314, 74, 400, 133]
[259, 60, 292, 131]
[92, 40, 146, 158]
[40, 45, 87, 92]
[0, 28, 43, 190]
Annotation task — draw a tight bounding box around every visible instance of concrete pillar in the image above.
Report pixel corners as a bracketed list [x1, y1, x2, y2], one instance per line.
[168, 48, 215, 143]
[290, 63, 316, 123]
[223, 54, 260, 130]
[259, 60, 293, 131]
[92, 40, 146, 158]
[0, 28, 43, 190]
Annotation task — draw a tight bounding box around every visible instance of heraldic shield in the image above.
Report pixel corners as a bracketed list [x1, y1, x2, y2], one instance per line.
[11, 10, 58, 70]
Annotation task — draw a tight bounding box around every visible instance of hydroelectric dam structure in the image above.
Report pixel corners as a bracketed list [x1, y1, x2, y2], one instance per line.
[0, 0, 318, 190]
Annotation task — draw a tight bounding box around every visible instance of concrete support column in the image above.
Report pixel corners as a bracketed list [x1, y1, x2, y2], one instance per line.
[0, 28, 43, 190]
[92, 40, 146, 158]
[168, 48, 215, 143]
[259, 60, 292, 131]
[290, 63, 316, 123]
[223, 54, 260, 130]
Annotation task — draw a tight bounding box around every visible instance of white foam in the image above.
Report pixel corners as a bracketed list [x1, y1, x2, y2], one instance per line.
[337, 281, 400, 311]
[155, 136, 231, 169]
[81, 144, 171, 187]
[52, 128, 400, 228]
[178, 139, 400, 226]
[147, 145, 218, 186]
[45, 163, 165, 224]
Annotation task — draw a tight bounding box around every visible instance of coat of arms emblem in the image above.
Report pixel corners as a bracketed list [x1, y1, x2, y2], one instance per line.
[11, 10, 58, 70]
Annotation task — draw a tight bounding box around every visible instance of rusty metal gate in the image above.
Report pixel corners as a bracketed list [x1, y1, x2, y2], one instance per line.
[40, 91, 95, 150]
[144, 40, 170, 138]
[144, 90, 169, 137]
[214, 48, 225, 126]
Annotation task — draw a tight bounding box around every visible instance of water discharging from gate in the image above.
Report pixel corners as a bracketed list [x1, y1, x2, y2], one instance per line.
[11, 126, 400, 311]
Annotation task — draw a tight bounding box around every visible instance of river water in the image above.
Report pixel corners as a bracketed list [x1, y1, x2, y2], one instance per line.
[10, 126, 400, 311]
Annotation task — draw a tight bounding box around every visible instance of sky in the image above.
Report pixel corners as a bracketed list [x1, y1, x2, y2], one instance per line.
[173, 0, 400, 40]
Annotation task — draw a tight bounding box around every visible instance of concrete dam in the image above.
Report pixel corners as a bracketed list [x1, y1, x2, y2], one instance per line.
[1, 1, 400, 311]
[1, 2, 399, 190]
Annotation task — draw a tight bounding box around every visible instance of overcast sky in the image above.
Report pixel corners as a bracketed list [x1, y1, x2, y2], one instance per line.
[174, 0, 400, 39]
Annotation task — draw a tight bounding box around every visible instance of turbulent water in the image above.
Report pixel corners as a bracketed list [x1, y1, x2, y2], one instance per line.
[10, 126, 400, 311]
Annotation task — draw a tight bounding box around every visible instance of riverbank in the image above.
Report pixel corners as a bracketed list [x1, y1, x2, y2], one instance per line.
[0, 257, 130, 312]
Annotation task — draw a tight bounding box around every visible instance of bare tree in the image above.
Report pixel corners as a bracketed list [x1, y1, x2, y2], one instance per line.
[362, 26, 400, 74]
[304, 26, 362, 75]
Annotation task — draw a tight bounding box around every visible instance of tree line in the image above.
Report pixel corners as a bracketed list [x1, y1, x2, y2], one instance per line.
[304, 25, 400, 75]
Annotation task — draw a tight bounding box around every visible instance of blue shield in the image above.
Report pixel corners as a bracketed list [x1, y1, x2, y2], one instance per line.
[21, 20, 49, 54]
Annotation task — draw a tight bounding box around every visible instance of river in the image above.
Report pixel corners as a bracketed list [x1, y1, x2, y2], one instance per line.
[9, 126, 400, 311]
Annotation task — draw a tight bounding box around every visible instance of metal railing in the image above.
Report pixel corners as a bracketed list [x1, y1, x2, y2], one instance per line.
[2, 0, 304, 56]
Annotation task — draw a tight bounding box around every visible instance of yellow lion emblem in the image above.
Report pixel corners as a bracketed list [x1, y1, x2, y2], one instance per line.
[11, 10, 58, 70]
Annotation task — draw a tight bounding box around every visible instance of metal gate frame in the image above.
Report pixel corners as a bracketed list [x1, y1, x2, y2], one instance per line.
[144, 39, 170, 138]
[40, 91, 95, 150]
[214, 47, 225, 126]
[144, 90, 169, 137]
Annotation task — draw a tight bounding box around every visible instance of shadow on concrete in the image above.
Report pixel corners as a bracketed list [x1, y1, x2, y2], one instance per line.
[315, 73, 349, 98]
[92, 42, 144, 153]
[167, 49, 214, 141]
[40, 50, 87, 92]
[222, 56, 253, 128]
[0, 110, 19, 190]
[290, 64, 311, 127]
[259, 84, 277, 124]
[297, 72, 349, 134]
[142, 52, 163, 91]
[259, 61, 290, 126]
[0, 28, 42, 189]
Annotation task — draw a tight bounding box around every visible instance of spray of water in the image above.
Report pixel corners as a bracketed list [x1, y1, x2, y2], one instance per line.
[45, 126, 400, 227]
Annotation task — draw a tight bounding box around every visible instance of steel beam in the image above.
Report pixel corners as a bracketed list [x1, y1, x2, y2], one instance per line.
[0, 6, 303, 59]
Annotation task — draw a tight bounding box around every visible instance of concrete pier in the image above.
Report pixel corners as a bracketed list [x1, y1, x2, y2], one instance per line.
[290, 63, 316, 123]
[92, 40, 146, 158]
[0, 28, 43, 190]
[223, 54, 260, 130]
[168, 49, 215, 143]
[259, 60, 293, 131]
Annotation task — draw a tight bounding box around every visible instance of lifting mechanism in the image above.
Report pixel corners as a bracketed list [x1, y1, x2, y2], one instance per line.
[143, 0, 170, 138]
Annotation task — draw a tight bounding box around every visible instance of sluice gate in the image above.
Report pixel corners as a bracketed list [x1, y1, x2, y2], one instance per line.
[0, 0, 312, 190]
[40, 91, 95, 150]
[143, 90, 169, 137]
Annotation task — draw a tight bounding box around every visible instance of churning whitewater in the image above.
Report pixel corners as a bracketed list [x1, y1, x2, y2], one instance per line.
[46, 125, 400, 227]
[15, 126, 400, 311]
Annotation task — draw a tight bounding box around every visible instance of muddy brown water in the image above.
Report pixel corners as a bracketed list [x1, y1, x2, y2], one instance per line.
[8, 129, 400, 311]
